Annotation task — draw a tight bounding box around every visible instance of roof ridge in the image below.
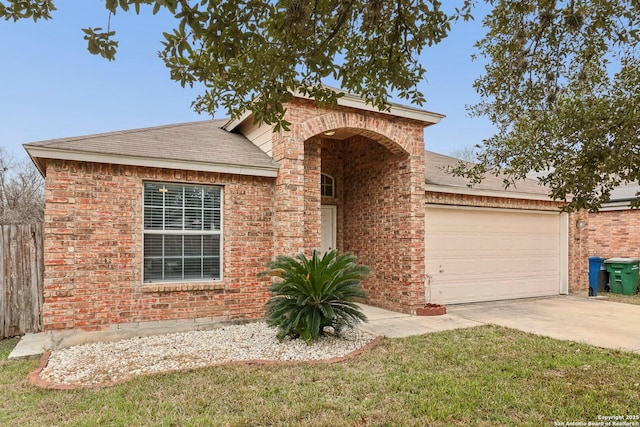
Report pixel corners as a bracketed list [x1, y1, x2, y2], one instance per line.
[425, 149, 470, 162]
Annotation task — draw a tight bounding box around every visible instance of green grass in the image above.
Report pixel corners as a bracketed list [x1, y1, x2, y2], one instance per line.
[572, 290, 640, 306]
[599, 291, 640, 305]
[1, 326, 639, 426]
[0, 337, 19, 360]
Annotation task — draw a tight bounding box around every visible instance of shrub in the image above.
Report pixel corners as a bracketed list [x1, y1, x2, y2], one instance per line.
[262, 249, 370, 343]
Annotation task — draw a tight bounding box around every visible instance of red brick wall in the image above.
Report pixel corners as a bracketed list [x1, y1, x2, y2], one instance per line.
[569, 209, 640, 293]
[43, 160, 275, 332]
[304, 137, 322, 250]
[341, 135, 424, 311]
[425, 191, 561, 211]
[586, 210, 640, 258]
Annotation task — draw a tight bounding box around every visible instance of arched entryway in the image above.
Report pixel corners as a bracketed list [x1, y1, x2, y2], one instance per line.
[270, 100, 431, 313]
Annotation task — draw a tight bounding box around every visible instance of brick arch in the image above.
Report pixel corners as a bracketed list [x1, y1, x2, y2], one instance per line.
[300, 111, 410, 155]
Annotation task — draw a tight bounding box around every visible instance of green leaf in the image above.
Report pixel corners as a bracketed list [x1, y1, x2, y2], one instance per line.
[263, 249, 369, 343]
[118, 0, 129, 13]
[105, 0, 118, 14]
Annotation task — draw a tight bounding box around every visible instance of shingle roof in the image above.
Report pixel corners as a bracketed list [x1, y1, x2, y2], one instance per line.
[24, 118, 551, 199]
[609, 182, 640, 202]
[24, 120, 279, 177]
[425, 150, 549, 197]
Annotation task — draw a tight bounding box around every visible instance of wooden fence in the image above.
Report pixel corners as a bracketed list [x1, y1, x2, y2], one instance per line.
[0, 223, 44, 339]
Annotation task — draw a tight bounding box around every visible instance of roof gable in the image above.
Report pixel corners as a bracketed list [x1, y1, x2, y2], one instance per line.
[223, 86, 445, 133]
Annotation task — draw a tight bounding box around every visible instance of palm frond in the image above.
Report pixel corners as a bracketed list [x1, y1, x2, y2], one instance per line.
[263, 249, 370, 343]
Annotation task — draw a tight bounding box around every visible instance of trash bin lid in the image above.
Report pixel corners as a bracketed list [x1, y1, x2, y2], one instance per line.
[604, 257, 640, 264]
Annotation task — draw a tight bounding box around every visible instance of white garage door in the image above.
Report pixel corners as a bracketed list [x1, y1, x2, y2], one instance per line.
[425, 206, 565, 305]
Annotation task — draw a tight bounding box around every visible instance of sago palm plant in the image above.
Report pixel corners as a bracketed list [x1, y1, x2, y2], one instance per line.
[261, 249, 370, 343]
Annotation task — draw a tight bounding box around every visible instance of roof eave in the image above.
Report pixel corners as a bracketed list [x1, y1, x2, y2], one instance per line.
[24, 146, 279, 178]
[599, 199, 639, 211]
[335, 92, 444, 125]
[24, 144, 47, 177]
[222, 110, 253, 133]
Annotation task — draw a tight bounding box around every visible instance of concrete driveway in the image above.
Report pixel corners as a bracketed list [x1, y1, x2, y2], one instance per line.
[359, 295, 640, 353]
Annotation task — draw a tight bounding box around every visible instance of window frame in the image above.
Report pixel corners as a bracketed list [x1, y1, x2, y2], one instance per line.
[320, 173, 336, 198]
[142, 182, 223, 283]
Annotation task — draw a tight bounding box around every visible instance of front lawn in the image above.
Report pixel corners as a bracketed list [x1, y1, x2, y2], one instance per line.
[1, 326, 639, 426]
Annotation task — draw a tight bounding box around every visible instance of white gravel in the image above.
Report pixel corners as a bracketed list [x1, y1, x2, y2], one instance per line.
[38, 323, 376, 387]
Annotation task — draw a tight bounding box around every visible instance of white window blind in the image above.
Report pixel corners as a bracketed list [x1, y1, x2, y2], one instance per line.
[143, 183, 222, 282]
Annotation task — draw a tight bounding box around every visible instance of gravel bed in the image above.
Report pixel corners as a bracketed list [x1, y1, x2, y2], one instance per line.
[39, 323, 375, 387]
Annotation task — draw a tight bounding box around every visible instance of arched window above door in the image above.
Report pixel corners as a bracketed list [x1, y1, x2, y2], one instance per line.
[321, 173, 335, 198]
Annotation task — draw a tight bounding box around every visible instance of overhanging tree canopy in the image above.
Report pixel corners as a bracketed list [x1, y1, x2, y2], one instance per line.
[0, 0, 472, 128]
[2, 0, 640, 211]
[459, 0, 640, 211]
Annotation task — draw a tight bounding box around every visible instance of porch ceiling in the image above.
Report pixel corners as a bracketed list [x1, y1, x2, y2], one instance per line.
[321, 128, 406, 155]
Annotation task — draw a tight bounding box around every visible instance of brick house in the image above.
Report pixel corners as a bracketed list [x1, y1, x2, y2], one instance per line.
[569, 183, 640, 291]
[25, 92, 571, 349]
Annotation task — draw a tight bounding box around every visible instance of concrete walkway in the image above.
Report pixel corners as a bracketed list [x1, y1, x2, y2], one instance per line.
[10, 295, 640, 359]
[359, 295, 640, 353]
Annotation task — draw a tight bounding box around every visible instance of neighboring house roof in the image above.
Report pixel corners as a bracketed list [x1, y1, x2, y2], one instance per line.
[425, 150, 551, 201]
[609, 182, 640, 202]
[24, 120, 280, 178]
[599, 182, 640, 211]
[526, 168, 640, 210]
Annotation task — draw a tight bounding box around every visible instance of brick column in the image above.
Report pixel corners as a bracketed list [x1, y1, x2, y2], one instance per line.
[405, 142, 427, 311]
[271, 128, 307, 256]
[304, 137, 322, 251]
[569, 211, 589, 292]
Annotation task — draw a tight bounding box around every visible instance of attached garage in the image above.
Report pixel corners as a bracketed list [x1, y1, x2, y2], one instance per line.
[425, 206, 568, 304]
[424, 152, 569, 305]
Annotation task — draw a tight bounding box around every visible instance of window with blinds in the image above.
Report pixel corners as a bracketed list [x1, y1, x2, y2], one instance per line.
[143, 183, 222, 282]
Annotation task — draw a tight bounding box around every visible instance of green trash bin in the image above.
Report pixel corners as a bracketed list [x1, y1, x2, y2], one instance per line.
[604, 258, 640, 295]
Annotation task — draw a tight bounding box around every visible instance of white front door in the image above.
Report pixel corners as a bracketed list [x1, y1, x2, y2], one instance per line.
[321, 205, 337, 253]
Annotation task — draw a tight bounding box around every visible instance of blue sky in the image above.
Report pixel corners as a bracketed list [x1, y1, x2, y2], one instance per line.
[0, 2, 494, 158]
